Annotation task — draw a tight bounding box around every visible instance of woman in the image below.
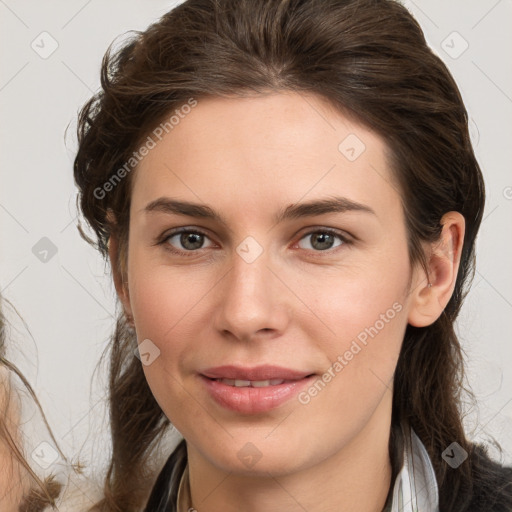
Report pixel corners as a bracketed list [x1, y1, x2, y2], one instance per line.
[72, 0, 512, 511]
[0, 296, 101, 511]
[0, 293, 71, 511]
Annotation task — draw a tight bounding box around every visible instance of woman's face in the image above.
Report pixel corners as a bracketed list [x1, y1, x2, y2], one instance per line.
[119, 91, 423, 475]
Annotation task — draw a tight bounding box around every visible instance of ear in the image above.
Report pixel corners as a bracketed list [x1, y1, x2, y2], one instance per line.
[407, 211, 465, 327]
[107, 211, 134, 327]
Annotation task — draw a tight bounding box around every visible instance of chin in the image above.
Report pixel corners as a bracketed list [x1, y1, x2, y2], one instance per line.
[196, 434, 312, 477]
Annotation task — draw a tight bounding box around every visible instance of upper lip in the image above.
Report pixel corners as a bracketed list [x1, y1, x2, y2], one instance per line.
[200, 365, 314, 381]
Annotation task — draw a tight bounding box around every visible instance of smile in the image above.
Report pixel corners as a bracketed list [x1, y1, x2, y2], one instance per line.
[200, 373, 316, 414]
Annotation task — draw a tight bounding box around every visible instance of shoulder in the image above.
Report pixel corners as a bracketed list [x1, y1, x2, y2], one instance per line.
[465, 442, 512, 512]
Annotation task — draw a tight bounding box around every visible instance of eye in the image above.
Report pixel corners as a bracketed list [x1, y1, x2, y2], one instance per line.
[157, 227, 351, 257]
[160, 229, 215, 255]
[296, 229, 349, 252]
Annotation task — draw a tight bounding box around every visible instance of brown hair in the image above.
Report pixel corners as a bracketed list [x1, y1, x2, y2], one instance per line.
[72, 0, 512, 510]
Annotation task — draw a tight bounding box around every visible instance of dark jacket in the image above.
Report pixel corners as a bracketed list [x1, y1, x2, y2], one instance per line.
[144, 439, 512, 512]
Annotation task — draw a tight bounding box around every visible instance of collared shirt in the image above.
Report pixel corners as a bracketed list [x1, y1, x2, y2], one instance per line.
[173, 422, 439, 512]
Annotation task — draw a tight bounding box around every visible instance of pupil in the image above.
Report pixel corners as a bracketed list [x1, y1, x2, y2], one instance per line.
[182, 233, 203, 250]
[313, 233, 333, 250]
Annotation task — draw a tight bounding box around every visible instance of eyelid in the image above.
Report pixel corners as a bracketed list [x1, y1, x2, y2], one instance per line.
[295, 225, 354, 243]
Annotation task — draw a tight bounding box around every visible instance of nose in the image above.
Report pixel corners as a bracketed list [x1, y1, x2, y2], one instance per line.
[212, 244, 290, 343]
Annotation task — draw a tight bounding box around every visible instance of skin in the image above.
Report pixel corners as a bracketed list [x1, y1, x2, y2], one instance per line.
[109, 91, 464, 512]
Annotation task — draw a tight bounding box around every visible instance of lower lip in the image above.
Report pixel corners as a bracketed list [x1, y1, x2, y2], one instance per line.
[200, 375, 315, 414]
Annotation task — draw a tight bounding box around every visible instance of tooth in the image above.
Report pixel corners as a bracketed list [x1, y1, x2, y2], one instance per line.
[251, 380, 271, 387]
[216, 378, 287, 387]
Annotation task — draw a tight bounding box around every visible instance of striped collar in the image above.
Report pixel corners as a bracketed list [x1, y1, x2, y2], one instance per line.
[390, 425, 439, 511]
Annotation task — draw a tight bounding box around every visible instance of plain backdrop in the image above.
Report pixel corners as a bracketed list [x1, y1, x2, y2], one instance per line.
[1, 0, 511, 480]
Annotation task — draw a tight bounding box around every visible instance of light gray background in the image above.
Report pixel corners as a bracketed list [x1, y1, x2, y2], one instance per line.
[1, 0, 511, 477]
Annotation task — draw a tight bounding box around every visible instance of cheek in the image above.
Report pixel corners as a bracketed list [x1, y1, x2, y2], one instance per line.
[296, 280, 407, 452]
[127, 262, 209, 419]
[300, 253, 409, 347]
[127, 244, 210, 339]
[297, 251, 410, 402]
[312, 288, 406, 393]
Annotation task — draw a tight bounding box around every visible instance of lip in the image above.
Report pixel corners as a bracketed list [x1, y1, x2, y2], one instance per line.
[199, 365, 315, 414]
[200, 365, 313, 381]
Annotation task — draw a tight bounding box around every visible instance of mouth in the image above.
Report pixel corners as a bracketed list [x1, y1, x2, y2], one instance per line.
[205, 377, 309, 387]
[200, 364, 314, 381]
[199, 365, 316, 414]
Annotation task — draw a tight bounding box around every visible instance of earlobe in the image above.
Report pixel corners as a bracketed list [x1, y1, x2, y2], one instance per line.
[407, 212, 465, 328]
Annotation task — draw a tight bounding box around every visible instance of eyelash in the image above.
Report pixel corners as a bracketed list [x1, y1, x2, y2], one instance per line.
[157, 227, 352, 258]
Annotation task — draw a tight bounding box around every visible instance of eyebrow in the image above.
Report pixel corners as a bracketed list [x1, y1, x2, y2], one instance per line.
[142, 195, 376, 225]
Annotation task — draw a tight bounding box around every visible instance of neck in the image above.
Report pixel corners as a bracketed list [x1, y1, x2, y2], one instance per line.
[186, 389, 394, 512]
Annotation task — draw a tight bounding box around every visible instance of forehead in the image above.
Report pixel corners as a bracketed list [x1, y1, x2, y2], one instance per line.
[131, 91, 401, 223]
